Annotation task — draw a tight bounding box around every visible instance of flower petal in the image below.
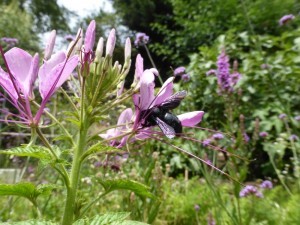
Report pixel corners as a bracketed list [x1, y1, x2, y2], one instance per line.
[178, 111, 205, 127]
[134, 54, 143, 82]
[139, 69, 155, 110]
[153, 77, 173, 106]
[0, 67, 18, 101]
[39, 54, 78, 99]
[4, 47, 33, 96]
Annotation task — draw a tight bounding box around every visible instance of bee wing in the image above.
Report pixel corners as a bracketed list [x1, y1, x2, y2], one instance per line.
[160, 90, 187, 110]
[155, 117, 176, 139]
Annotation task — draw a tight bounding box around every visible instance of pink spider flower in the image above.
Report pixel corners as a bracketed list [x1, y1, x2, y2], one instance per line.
[0, 44, 78, 127]
[101, 63, 204, 147]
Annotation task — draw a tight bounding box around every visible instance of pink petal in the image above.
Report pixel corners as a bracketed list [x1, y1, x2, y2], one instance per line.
[153, 77, 173, 106]
[84, 20, 96, 53]
[44, 30, 56, 60]
[117, 108, 133, 125]
[4, 47, 33, 96]
[134, 54, 143, 82]
[39, 52, 66, 99]
[0, 67, 18, 101]
[27, 53, 39, 98]
[178, 111, 205, 127]
[139, 69, 155, 110]
[39, 54, 78, 99]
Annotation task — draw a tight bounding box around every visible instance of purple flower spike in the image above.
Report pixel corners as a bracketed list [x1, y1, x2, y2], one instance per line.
[260, 180, 273, 189]
[217, 50, 232, 93]
[279, 14, 295, 26]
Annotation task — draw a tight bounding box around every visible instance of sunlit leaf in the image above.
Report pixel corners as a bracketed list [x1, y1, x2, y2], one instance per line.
[98, 179, 155, 199]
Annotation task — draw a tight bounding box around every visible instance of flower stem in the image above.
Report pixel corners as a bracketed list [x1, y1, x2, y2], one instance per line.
[143, 44, 163, 86]
[62, 77, 88, 225]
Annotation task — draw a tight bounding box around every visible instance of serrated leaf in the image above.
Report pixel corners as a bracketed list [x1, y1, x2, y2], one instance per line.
[0, 220, 58, 225]
[0, 145, 53, 161]
[98, 179, 155, 199]
[0, 182, 55, 204]
[74, 212, 130, 225]
[113, 220, 149, 225]
[81, 143, 121, 161]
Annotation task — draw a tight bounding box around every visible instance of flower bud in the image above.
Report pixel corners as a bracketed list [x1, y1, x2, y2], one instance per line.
[124, 37, 131, 61]
[44, 30, 56, 60]
[106, 28, 116, 57]
[95, 37, 104, 62]
[84, 20, 96, 53]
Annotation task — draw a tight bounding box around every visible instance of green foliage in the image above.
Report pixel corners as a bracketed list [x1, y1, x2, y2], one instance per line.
[0, 183, 55, 205]
[0, 0, 39, 52]
[98, 178, 155, 199]
[74, 212, 148, 225]
[0, 220, 57, 225]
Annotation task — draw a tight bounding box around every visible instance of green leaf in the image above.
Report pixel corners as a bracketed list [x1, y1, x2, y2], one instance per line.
[74, 212, 131, 225]
[0, 220, 57, 225]
[98, 179, 155, 199]
[0, 145, 53, 161]
[81, 142, 122, 161]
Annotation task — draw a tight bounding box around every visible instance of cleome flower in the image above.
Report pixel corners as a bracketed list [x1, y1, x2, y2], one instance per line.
[0, 39, 78, 127]
[100, 62, 204, 147]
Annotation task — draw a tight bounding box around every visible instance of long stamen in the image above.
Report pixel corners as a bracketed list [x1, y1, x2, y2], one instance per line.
[142, 132, 243, 185]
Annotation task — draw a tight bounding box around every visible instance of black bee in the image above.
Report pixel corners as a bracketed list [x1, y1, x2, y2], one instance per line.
[140, 90, 187, 138]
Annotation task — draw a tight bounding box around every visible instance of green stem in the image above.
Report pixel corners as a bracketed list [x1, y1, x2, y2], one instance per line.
[143, 44, 163, 85]
[78, 192, 108, 219]
[269, 153, 292, 195]
[62, 78, 88, 225]
[32, 101, 75, 146]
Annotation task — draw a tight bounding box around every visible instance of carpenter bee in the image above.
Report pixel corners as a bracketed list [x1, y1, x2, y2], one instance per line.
[141, 90, 187, 138]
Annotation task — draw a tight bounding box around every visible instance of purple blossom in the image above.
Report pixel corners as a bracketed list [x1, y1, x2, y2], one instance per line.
[239, 185, 263, 198]
[101, 66, 204, 146]
[279, 14, 295, 26]
[289, 134, 299, 141]
[260, 180, 273, 189]
[83, 20, 96, 63]
[181, 74, 190, 82]
[207, 214, 216, 225]
[260, 64, 269, 70]
[134, 32, 149, 47]
[194, 204, 200, 211]
[202, 139, 211, 147]
[65, 34, 75, 42]
[0, 44, 78, 126]
[217, 50, 232, 92]
[206, 69, 217, 76]
[279, 113, 287, 119]
[243, 132, 250, 143]
[174, 66, 186, 76]
[294, 115, 300, 121]
[259, 132, 268, 137]
[1, 37, 19, 47]
[212, 133, 224, 140]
